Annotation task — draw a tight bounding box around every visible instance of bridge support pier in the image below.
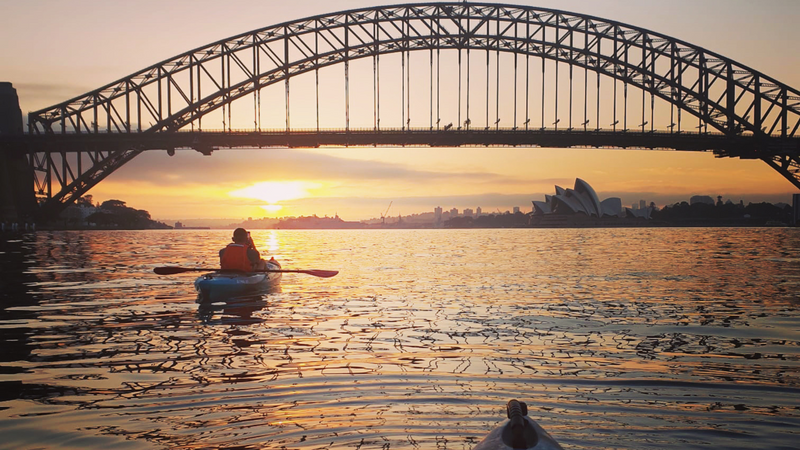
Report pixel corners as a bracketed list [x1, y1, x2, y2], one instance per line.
[0, 82, 37, 224]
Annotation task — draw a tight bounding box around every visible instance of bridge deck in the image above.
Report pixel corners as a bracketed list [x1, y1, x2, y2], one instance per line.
[5, 129, 797, 159]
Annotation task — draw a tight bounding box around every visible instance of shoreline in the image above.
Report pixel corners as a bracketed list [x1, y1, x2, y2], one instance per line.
[6, 221, 795, 232]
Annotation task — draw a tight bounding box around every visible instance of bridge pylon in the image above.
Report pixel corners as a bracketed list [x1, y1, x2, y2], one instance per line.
[0, 82, 37, 224]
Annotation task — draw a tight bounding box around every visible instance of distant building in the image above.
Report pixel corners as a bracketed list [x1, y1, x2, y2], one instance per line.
[627, 206, 651, 219]
[476, 207, 482, 216]
[513, 206, 520, 214]
[450, 208, 458, 217]
[434, 206, 442, 223]
[173, 221, 210, 230]
[639, 200, 646, 210]
[533, 178, 624, 217]
[464, 208, 474, 218]
[603, 198, 623, 216]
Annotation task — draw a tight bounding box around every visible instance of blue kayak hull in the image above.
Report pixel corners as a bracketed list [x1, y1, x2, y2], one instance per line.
[195, 261, 281, 300]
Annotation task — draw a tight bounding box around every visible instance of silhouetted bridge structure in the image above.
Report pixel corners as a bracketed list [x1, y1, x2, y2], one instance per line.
[2, 2, 800, 221]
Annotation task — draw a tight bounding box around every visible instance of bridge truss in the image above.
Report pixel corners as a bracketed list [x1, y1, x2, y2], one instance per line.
[16, 1, 800, 219]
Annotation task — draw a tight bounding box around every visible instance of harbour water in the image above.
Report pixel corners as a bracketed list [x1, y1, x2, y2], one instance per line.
[0, 228, 798, 449]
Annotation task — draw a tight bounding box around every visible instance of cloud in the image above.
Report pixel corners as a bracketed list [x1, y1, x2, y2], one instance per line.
[111, 147, 523, 188]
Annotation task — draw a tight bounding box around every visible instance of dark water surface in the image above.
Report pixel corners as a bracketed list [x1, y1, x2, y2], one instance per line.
[0, 228, 798, 449]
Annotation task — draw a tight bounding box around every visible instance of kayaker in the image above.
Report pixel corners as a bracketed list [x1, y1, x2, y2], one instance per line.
[219, 228, 267, 271]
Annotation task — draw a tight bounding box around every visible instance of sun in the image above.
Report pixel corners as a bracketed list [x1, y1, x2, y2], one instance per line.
[229, 181, 319, 213]
[261, 204, 284, 213]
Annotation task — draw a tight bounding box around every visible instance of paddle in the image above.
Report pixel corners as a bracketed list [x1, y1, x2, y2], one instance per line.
[153, 266, 339, 278]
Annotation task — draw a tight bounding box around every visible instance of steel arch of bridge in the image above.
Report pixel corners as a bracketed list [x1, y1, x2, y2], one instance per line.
[23, 1, 800, 219]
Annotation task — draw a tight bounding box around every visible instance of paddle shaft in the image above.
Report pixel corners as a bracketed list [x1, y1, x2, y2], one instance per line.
[154, 266, 338, 278]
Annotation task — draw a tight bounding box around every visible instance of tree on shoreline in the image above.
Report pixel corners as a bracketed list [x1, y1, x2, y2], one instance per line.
[652, 201, 791, 224]
[78, 199, 169, 229]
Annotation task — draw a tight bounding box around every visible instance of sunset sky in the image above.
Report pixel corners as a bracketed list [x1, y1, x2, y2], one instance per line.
[2, 0, 800, 223]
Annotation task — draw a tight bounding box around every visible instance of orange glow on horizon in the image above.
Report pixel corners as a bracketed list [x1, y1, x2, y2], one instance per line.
[83, 147, 798, 222]
[229, 181, 322, 215]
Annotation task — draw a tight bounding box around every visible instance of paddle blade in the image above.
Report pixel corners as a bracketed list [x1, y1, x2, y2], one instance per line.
[154, 266, 194, 275]
[302, 269, 339, 278]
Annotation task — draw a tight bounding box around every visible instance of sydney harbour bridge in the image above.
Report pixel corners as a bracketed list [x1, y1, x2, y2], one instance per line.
[1, 2, 800, 221]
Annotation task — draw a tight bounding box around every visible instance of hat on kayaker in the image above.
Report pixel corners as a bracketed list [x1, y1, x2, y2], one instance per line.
[232, 228, 248, 243]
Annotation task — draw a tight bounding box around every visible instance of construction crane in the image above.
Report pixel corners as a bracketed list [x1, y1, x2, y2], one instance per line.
[381, 201, 393, 225]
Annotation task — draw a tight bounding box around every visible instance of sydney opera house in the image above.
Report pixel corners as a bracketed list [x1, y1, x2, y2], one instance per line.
[532, 179, 646, 218]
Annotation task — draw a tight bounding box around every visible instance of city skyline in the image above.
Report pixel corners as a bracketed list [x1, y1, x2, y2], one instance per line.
[156, 190, 788, 228]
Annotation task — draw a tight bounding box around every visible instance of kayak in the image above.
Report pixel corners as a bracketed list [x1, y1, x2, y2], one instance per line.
[194, 258, 282, 301]
[473, 400, 564, 450]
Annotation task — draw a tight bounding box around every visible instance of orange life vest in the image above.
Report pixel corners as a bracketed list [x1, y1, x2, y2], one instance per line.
[220, 243, 252, 271]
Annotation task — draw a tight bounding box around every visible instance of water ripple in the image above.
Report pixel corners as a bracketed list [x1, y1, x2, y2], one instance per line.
[0, 229, 798, 449]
